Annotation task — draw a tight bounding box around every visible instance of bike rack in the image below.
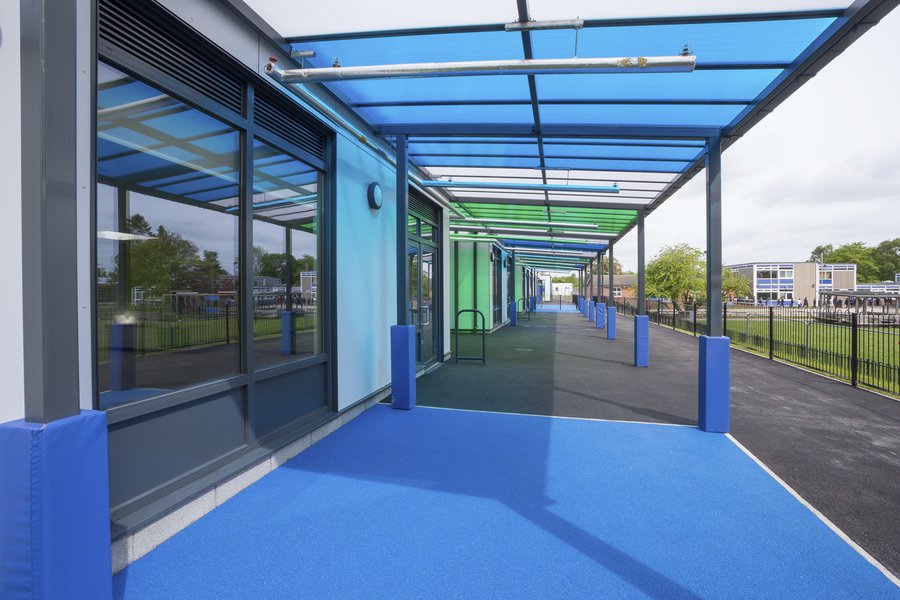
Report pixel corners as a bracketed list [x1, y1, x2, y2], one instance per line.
[455, 309, 486, 365]
[516, 297, 532, 320]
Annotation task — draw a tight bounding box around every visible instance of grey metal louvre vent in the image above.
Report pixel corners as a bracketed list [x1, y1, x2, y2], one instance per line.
[98, 0, 243, 116]
[410, 192, 438, 223]
[253, 89, 326, 162]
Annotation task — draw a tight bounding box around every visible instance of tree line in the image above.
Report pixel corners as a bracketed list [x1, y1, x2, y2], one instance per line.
[104, 214, 315, 299]
[808, 239, 899, 283]
[644, 244, 751, 309]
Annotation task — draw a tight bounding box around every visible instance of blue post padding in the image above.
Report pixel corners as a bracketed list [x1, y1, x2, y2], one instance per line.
[509, 301, 517, 327]
[0, 410, 112, 600]
[607, 306, 617, 340]
[588, 301, 595, 322]
[109, 323, 135, 391]
[699, 336, 731, 433]
[634, 315, 650, 367]
[596, 304, 606, 329]
[280, 311, 295, 355]
[390, 325, 416, 410]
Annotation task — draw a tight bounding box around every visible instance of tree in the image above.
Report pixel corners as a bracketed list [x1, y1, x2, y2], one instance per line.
[722, 269, 751, 299]
[645, 244, 705, 309]
[600, 257, 624, 275]
[871, 238, 900, 282]
[826, 242, 879, 282]
[127, 225, 202, 297]
[809, 244, 833, 264]
[551, 274, 578, 285]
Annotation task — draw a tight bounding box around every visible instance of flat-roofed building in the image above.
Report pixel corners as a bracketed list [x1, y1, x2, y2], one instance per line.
[727, 262, 857, 304]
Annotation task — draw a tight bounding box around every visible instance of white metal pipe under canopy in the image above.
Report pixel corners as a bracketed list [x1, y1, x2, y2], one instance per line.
[265, 55, 696, 83]
[424, 180, 621, 194]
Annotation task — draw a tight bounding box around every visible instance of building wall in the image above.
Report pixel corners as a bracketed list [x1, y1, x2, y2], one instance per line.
[0, 1, 25, 423]
[833, 269, 857, 291]
[793, 263, 818, 304]
[450, 241, 499, 331]
[334, 135, 397, 410]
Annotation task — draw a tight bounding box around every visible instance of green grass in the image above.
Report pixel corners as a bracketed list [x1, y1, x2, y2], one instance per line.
[624, 302, 900, 397]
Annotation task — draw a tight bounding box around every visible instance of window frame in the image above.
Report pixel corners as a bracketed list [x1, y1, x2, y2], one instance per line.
[94, 53, 335, 425]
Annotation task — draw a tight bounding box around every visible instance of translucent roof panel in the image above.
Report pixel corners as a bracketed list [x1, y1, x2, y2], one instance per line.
[539, 103, 746, 128]
[531, 19, 837, 63]
[535, 70, 782, 102]
[543, 157, 689, 173]
[355, 103, 536, 126]
[330, 75, 532, 106]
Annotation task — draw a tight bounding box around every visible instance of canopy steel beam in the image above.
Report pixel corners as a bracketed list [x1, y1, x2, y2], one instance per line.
[452, 196, 647, 210]
[424, 180, 620, 193]
[450, 225, 615, 240]
[264, 55, 696, 83]
[377, 124, 720, 139]
[706, 137, 723, 337]
[637, 211, 646, 314]
[449, 218, 601, 230]
[396, 134, 409, 324]
[283, 9, 844, 43]
[450, 233, 606, 246]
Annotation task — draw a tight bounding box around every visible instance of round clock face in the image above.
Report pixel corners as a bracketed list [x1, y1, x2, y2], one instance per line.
[367, 182, 383, 209]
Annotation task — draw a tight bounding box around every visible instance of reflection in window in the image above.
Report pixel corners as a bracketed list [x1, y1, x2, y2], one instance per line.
[95, 62, 240, 407]
[252, 139, 321, 370]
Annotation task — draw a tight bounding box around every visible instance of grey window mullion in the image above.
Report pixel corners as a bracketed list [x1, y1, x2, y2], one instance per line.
[241, 84, 255, 441]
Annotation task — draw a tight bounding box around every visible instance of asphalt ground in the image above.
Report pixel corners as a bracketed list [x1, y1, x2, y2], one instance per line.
[417, 308, 900, 577]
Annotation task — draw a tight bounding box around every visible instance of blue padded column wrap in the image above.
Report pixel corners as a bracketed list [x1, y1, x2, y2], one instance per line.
[607, 306, 617, 340]
[280, 311, 296, 355]
[509, 301, 517, 327]
[0, 410, 112, 600]
[109, 323, 135, 391]
[589, 301, 595, 322]
[699, 336, 731, 432]
[596, 304, 606, 329]
[391, 324, 417, 410]
[634, 315, 650, 367]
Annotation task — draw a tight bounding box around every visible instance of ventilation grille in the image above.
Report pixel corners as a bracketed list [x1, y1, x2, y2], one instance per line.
[253, 89, 326, 162]
[410, 192, 439, 223]
[99, 0, 244, 116]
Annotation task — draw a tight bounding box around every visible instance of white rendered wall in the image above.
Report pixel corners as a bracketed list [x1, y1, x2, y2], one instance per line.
[0, 2, 25, 423]
[335, 135, 397, 410]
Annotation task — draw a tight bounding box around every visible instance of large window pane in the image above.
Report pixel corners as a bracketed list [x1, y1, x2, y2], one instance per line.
[252, 139, 322, 370]
[96, 62, 240, 408]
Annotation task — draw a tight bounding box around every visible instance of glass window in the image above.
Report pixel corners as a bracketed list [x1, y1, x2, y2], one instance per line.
[252, 139, 322, 370]
[96, 62, 240, 408]
[778, 269, 793, 279]
[614, 287, 622, 298]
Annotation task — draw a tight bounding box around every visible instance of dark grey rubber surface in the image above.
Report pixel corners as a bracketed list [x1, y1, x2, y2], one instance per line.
[417, 309, 900, 577]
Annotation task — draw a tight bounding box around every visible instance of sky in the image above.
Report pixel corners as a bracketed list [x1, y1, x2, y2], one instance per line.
[611, 6, 900, 272]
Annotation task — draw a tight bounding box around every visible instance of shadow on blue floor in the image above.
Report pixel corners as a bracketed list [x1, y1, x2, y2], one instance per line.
[113, 406, 898, 599]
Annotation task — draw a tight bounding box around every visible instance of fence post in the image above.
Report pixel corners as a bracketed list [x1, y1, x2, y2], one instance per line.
[693, 303, 697, 336]
[851, 312, 858, 387]
[723, 303, 728, 336]
[225, 302, 231, 344]
[768, 306, 774, 360]
[672, 303, 676, 330]
[657, 301, 661, 325]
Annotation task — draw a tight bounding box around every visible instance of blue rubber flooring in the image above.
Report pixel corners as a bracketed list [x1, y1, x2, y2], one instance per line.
[536, 303, 581, 313]
[113, 405, 899, 599]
